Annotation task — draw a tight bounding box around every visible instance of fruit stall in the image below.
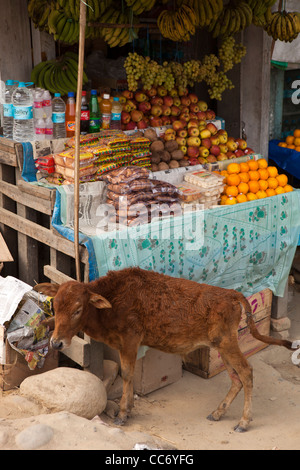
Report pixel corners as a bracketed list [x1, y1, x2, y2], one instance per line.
[1, 0, 300, 383]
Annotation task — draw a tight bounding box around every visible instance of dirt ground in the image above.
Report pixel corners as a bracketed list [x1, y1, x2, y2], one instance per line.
[0, 287, 300, 451]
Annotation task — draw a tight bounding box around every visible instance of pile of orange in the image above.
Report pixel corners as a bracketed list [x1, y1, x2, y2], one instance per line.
[219, 158, 293, 205]
[278, 129, 300, 150]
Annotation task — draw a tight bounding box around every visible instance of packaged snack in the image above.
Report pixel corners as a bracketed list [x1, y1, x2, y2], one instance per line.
[176, 182, 205, 202]
[184, 170, 224, 189]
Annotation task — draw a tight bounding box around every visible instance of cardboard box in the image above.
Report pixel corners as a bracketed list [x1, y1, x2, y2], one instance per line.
[104, 345, 182, 395]
[183, 288, 272, 379]
[0, 339, 58, 391]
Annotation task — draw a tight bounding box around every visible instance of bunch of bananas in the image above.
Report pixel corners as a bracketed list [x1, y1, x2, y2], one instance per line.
[265, 10, 300, 42]
[175, 0, 223, 28]
[125, 0, 156, 15]
[98, 7, 139, 47]
[245, 0, 277, 27]
[31, 52, 88, 95]
[207, 1, 253, 38]
[157, 4, 198, 42]
[27, 0, 51, 32]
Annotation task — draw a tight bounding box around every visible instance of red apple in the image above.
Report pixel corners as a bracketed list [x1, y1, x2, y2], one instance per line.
[244, 147, 255, 155]
[176, 136, 187, 146]
[198, 100, 208, 111]
[206, 109, 216, 120]
[219, 144, 228, 154]
[151, 96, 163, 106]
[178, 87, 189, 96]
[188, 93, 198, 104]
[200, 128, 211, 139]
[227, 138, 238, 151]
[121, 110, 131, 124]
[171, 105, 180, 116]
[138, 101, 151, 113]
[234, 149, 245, 158]
[135, 91, 147, 102]
[123, 103, 132, 113]
[131, 109, 143, 122]
[187, 146, 200, 158]
[149, 116, 162, 127]
[179, 113, 190, 123]
[164, 131, 175, 141]
[188, 127, 200, 137]
[210, 135, 220, 145]
[217, 153, 228, 161]
[217, 130, 228, 144]
[161, 105, 171, 116]
[126, 121, 136, 130]
[197, 111, 207, 121]
[169, 88, 178, 97]
[227, 151, 235, 159]
[163, 96, 173, 107]
[122, 90, 133, 100]
[145, 87, 157, 98]
[210, 145, 221, 156]
[165, 128, 176, 136]
[137, 119, 148, 129]
[151, 105, 163, 117]
[187, 119, 199, 128]
[190, 157, 201, 165]
[173, 96, 181, 107]
[206, 122, 218, 135]
[172, 120, 185, 132]
[197, 156, 207, 164]
[181, 96, 191, 107]
[201, 138, 212, 149]
[189, 103, 199, 113]
[235, 138, 248, 150]
[177, 128, 188, 138]
[161, 115, 171, 125]
[207, 154, 217, 162]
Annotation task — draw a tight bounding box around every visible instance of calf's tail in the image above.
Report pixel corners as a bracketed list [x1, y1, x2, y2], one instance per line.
[239, 300, 294, 351]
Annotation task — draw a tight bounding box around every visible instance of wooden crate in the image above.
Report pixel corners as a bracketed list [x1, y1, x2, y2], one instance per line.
[183, 289, 272, 379]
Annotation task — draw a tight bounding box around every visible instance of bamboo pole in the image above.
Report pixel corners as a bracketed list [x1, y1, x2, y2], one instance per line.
[74, 0, 87, 282]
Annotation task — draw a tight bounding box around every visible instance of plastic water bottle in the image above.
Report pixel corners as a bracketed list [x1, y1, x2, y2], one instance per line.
[52, 93, 66, 139]
[45, 116, 53, 140]
[33, 88, 44, 120]
[12, 82, 35, 142]
[110, 97, 122, 130]
[42, 90, 52, 119]
[3, 80, 18, 139]
[34, 118, 45, 141]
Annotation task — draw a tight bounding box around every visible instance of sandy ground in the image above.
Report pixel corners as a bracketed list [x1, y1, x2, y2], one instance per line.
[0, 287, 299, 451]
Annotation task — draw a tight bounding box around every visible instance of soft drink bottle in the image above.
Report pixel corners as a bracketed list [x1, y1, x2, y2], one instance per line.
[65, 92, 76, 137]
[100, 93, 112, 129]
[110, 97, 122, 130]
[80, 91, 90, 135]
[89, 89, 100, 133]
[12, 82, 35, 142]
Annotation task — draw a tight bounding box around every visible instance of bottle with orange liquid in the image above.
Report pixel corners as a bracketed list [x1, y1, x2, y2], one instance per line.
[100, 93, 112, 129]
[65, 92, 76, 137]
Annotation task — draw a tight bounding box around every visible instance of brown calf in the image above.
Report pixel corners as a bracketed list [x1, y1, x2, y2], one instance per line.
[35, 267, 295, 432]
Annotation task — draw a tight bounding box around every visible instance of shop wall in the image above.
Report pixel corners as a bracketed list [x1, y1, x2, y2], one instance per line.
[0, 0, 32, 82]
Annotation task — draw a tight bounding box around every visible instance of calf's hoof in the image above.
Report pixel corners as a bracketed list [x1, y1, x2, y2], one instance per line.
[234, 423, 248, 433]
[206, 412, 221, 422]
[113, 414, 128, 426]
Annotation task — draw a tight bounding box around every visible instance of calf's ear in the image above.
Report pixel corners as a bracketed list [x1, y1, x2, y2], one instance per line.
[88, 291, 112, 309]
[34, 282, 60, 297]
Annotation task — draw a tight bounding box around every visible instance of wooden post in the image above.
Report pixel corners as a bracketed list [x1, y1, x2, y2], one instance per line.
[74, 0, 87, 282]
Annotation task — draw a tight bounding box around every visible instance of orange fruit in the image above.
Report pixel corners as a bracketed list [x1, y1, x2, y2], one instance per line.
[248, 180, 260, 194]
[286, 135, 294, 145]
[283, 184, 293, 193]
[239, 172, 250, 183]
[257, 158, 268, 169]
[266, 188, 276, 197]
[220, 195, 228, 205]
[248, 170, 260, 181]
[267, 166, 278, 178]
[225, 185, 239, 197]
[227, 173, 241, 186]
[276, 174, 288, 187]
[248, 160, 259, 171]
[256, 190, 267, 199]
[278, 142, 288, 148]
[294, 129, 300, 138]
[275, 186, 285, 195]
[258, 179, 268, 191]
[236, 193, 248, 203]
[267, 177, 278, 189]
[240, 162, 250, 172]
[238, 182, 249, 194]
[225, 197, 237, 205]
[294, 137, 300, 146]
[287, 144, 296, 149]
[227, 162, 240, 174]
[258, 168, 269, 180]
[295, 146, 300, 152]
[247, 192, 258, 201]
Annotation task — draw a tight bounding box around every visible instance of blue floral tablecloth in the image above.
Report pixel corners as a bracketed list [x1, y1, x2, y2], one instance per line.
[52, 188, 300, 298]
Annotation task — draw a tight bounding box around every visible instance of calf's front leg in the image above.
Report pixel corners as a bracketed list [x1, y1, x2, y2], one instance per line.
[114, 347, 138, 425]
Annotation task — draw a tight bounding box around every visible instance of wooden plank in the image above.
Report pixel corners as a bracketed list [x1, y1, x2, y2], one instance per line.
[0, 137, 17, 149]
[61, 336, 90, 368]
[0, 150, 17, 167]
[0, 207, 83, 259]
[43, 265, 74, 284]
[0, 180, 53, 215]
[17, 179, 56, 203]
[84, 335, 103, 379]
[17, 204, 39, 285]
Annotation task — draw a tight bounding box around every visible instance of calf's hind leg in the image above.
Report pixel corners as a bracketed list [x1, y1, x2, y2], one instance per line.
[114, 346, 138, 426]
[207, 341, 253, 432]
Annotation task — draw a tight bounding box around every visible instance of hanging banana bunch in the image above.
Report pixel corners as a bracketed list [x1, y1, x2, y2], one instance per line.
[207, 1, 253, 38]
[125, 0, 156, 15]
[157, 4, 198, 42]
[265, 10, 300, 42]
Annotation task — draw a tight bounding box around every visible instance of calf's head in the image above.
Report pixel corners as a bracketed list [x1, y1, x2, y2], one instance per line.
[34, 281, 111, 350]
